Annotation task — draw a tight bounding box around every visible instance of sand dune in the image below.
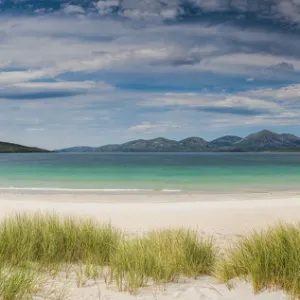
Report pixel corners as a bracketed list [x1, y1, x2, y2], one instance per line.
[1, 191, 299, 299]
[35, 276, 288, 300]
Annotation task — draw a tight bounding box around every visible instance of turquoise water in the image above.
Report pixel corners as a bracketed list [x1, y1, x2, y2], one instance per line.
[0, 153, 299, 192]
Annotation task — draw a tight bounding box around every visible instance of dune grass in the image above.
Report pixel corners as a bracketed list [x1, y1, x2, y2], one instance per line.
[0, 265, 41, 300]
[111, 229, 216, 292]
[4, 214, 300, 298]
[0, 213, 121, 266]
[217, 223, 300, 298]
[0, 214, 216, 296]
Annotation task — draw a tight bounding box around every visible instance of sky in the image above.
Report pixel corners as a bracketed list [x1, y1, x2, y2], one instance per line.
[1, 0, 300, 149]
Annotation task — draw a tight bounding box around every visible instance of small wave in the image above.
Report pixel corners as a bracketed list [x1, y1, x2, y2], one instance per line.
[162, 189, 182, 193]
[0, 187, 155, 193]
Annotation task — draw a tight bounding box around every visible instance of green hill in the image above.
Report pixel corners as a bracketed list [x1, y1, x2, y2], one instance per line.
[0, 142, 49, 153]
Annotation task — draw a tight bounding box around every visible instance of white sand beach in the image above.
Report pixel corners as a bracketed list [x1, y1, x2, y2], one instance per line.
[1, 191, 299, 299]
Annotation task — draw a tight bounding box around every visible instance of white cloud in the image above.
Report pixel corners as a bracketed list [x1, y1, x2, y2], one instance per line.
[95, 0, 119, 9]
[129, 121, 180, 132]
[189, 53, 300, 76]
[243, 84, 300, 102]
[160, 8, 180, 19]
[94, 0, 119, 15]
[120, 0, 182, 20]
[0, 70, 52, 85]
[218, 96, 281, 112]
[190, 0, 228, 12]
[277, 0, 300, 23]
[25, 127, 45, 131]
[12, 80, 115, 92]
[129, 121, 161, 131]
[2, 16, 129, 37]
[143, 92, 282, 114]
[63, 5, 85, 14]
[13, 81, 96, 90]
[0, 16, 300, 86]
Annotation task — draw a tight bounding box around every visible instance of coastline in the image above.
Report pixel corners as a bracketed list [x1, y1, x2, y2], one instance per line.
[1, 187, 300, 198]
[0, 190, 299, 245]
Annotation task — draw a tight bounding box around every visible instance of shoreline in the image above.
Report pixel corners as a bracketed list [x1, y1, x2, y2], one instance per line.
[0, 188, 300, 199]
[0, 191, 299, 246]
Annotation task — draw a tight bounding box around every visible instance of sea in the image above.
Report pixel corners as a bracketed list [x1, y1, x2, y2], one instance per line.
[0, 152, 299, 193]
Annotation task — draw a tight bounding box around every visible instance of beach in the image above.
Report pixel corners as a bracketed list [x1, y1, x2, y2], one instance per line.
[0, 190, 299, 299]
[1, 191, 300, 244]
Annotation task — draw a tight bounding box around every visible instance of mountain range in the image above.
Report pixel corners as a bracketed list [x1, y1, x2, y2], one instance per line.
[1, 129, 300, 153]
[57, 130, 300, 153]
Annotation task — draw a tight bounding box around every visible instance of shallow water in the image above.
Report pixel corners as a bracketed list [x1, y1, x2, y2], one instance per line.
[0, 152, 299, 193]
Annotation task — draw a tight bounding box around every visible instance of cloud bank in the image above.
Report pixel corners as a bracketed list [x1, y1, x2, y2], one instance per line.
[0, 0, 300, 148]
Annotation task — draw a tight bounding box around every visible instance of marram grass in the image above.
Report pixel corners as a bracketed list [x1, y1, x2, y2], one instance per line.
[0, 213, 121, 266]
[217, 223, 300, 298]
[3, 214, 300, 298]
[111, 229, 216, 292]
[0, 265, 41, 300]
[0, 214, 216, 296]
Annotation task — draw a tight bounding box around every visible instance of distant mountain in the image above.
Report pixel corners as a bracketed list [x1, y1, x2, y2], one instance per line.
[57, 130, 300, 153]
[57, 146, 95, 153]
[231, 130, 300, 152]
[96, 137, 215, 152]
[210, 136, 242, 148]
[178, 137, 213, 151]
[98, 138, 180, 152]
[0, 142, 49, 153]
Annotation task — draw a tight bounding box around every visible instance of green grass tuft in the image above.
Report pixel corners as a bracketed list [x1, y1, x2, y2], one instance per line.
[0, 213, 121, 266]
[111, 229, 216, 292]
[217, 223, 300, 298]
[0, 214, 217, 295]
[0, 266, 41, 300]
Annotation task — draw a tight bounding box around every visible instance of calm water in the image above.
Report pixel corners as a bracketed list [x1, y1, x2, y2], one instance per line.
[0, 152, 299, 192]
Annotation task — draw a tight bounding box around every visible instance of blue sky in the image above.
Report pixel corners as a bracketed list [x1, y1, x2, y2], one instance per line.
[1, 0, 300, 149]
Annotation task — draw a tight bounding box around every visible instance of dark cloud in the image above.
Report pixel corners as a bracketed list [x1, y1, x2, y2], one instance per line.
[268, 62, 295, 72]
[153, 55, 202, 67]
[258, 62, 298, 80]
[1, 0, 300, 27]
[1, 90, 82, 100]
[199, 106, 268, 116]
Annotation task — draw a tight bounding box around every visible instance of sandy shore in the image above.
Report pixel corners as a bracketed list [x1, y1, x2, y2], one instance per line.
[1, 191, 299, 299]
[1, 191, 300, 244]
